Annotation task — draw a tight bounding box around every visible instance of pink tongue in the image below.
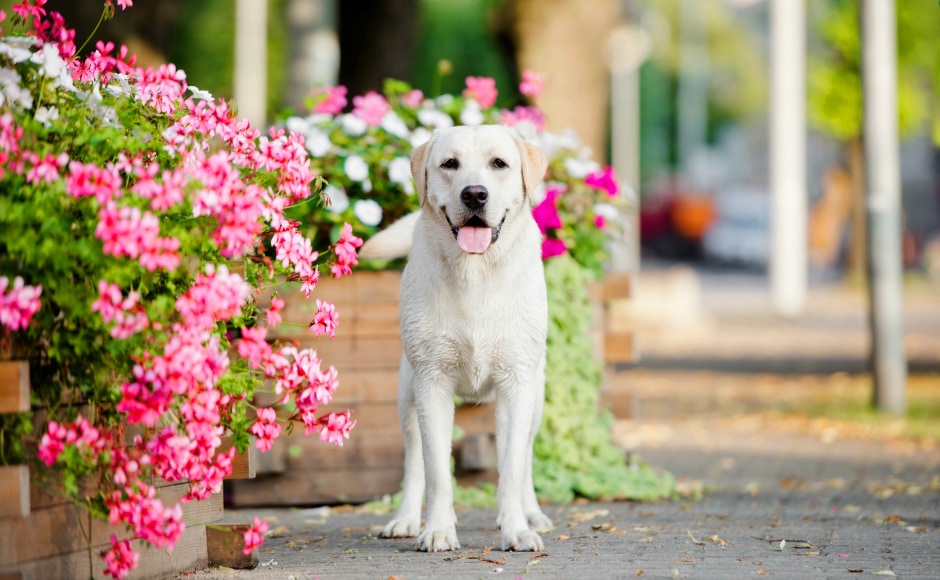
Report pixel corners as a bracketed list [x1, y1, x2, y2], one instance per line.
[456, 226, 493, 254]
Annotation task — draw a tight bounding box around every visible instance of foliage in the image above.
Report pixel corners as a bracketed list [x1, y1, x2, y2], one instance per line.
[284, 75, 631, 277]
[807, 0, 939, 143]
[0, 3, 358, 577]
[533, 254, 676, 503]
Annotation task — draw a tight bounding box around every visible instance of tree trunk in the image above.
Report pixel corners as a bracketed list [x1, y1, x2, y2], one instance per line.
[337, 0, 418, 97]
[508, 0, 618, 162]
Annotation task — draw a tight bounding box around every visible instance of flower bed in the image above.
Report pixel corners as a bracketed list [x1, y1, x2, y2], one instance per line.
[0, 3, 360, 578]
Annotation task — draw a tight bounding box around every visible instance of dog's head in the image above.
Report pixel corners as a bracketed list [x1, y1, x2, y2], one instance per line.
[411, 125, 547, 254]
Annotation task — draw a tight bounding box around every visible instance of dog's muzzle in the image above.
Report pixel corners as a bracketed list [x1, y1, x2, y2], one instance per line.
[445, 210, 508, 254]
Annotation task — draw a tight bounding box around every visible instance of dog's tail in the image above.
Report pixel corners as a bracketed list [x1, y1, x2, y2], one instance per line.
[358, 210, 420, 260]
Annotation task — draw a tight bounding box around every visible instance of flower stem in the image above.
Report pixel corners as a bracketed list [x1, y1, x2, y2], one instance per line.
[73, 8, 109, 60]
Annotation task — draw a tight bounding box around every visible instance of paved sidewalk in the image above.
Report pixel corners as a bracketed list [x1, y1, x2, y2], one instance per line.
[195, 272, 940, 579]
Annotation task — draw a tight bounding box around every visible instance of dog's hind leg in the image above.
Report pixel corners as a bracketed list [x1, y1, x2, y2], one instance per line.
[381, 357, 424, 539]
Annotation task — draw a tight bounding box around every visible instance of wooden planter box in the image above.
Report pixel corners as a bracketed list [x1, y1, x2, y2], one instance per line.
[227, 269, 635, 506]
[0, 361, 258, 579]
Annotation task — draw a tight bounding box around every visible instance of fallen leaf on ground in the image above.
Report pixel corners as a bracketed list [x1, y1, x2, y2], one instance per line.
[872, 571, 896, 577]
[686, 530, 705, 546]
[266, 525, 291, 538]
[529, 552, 550, 561]
[848, 569, 864, 573]
[707, 535, 727, 546]
[555, 534, 571, 541]
[567, 509, 609, 523]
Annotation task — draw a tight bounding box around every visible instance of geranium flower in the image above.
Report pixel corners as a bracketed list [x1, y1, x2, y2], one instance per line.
[532, 187, 563, 234]
[519, 70, 545, 98]
[242, 517, 269, 555]
[463, 76, 498, 108]
[541, 237, 567, 259]
[584, 166, 619, 197]
[351, 91, 390, 126]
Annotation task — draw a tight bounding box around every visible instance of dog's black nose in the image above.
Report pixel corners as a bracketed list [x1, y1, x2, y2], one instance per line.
[460, 185, 489, 210]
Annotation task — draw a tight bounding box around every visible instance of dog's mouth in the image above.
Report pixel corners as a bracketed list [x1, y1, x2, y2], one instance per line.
[444, 210, 507, 254]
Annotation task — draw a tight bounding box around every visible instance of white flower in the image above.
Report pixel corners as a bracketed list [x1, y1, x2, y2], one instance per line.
[323, 184, 349, 214]
[564, 156, 600, 179]
[35, 105, 59, 127]
[0, 68, 33, 110]
[388, 157, 414, 194]
[104, 73, 132, 98]
[305, 126, 332, 158]
[285, 116, 309, 135]
[459, 100, 484, 126]
[188, 85, 214, 100]
[594, 203, 620, 222]
[353, 199, 383, 226]
[340, 113, 367, 136]
[435, 94, 454, 107]
[417, 108, 453, 129]
[31, 45, 72, 91]
[344, 155, 369, 182]
[0, 37, 37, 64]
[409, 127, 432, 148]
[380, 111, 409, 139]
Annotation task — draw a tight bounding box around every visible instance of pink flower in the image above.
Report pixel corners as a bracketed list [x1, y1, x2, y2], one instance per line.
[532, 187, 563, 235]
[500, 106, 545, 133]
[242, 517, 269, 555]
[92, 280, 149, 339]
[66, 161, 121, 204]
[595, 215, 607, 229]
[330, 223, 363, 278]
[309, 299, 338, 340]
[584, 166, 619, 197]
[266, 296, 284, 328]
[401, 89, 424, 109]
[312, 85, 348, 115]
[249, 407, 281, 452]
[541, 238, 567, 259]
[237, 326, 271, 369]
[463, 76, 498, 108]
[102, 535, 139, 579]
[25, 152, 68, 185]
[0, 276, 42, 331]
[351, 91, 390, 126]
[519, 70, 545, 98]
[319, 410, 356, 446]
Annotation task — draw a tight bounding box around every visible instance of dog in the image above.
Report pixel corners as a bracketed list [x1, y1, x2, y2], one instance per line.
[359, 125, 552, 552]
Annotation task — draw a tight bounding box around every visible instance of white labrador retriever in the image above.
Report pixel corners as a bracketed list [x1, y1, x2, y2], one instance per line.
[359, 125, 552, 552]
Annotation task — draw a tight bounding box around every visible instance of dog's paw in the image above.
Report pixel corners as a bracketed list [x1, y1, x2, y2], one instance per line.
[416, 527, 460, 552]
[380, 517, 420, 539]
[526, 510, 553, 532]
[501, 528, 544, 552]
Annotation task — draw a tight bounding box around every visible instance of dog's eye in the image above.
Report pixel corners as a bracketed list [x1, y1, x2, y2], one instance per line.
[441, 158, 459, 170]
[491, 158, 508, 169]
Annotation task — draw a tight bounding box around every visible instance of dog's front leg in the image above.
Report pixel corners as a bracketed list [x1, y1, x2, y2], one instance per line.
[381, 358, 423, 539]
[495, 389, 544, 551]
[414, 381, 460, 551]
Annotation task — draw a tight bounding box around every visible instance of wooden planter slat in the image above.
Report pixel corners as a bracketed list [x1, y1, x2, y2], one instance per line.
[0, 482, 221, 567]
[229, 270, 636, 506]
[218, 436, 259, 480]
[0, 360, 30, 414]
[0, 465, 29, 519]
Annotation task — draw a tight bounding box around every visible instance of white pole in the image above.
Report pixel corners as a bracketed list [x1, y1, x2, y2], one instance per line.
[861, 0, 907, 413]
[235, 0, 269, 128]
[769, 0, 807, 318]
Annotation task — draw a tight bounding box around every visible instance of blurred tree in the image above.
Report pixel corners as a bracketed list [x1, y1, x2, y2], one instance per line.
[637, 0, 767, 185]
[338, 0, 418, 97]
[506, 0, 619, 160]
[807, 0, 938, 275]
[412, 0, 518, 105]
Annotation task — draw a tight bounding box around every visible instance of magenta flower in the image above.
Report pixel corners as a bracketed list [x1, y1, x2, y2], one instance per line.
[595, 215, 607, 229]
[541, 238, 567, 259]
[519, 70, 545, 98]
[319, 410, 356, 446]
[463, 76, 498, 108]
[330, 223, 363, 278]
[532, 187, 563, 235]
[584, 166, 620, 197]
[102, 535, 139, 579]
[352, 91, 390, 126]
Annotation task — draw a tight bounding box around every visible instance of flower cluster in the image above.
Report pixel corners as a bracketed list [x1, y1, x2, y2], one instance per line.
[285, 72, 630, 276]
[0, 4, 359, 577]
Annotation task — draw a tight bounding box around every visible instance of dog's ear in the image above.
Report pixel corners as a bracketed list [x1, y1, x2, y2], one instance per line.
[513, 134, 548, 200]
[410, 138, 432, 205]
